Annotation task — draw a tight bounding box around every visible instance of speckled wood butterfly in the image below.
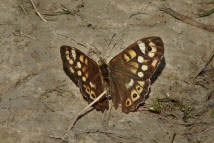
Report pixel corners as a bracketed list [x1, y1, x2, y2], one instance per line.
[60, 37, 164, 113]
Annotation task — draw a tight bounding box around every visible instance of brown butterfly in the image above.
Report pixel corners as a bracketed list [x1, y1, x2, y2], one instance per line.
[60, 36, 164, 113]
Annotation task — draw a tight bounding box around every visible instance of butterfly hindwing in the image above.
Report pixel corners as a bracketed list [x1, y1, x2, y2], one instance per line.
[109, 37, 164, 113]
[109, 71, 151, 113]
[60, 46, 109, 112]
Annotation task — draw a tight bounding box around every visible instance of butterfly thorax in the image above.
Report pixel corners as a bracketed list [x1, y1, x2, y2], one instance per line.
[98, 58, 110, 86]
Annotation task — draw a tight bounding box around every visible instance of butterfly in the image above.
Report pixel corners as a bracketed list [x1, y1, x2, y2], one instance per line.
[60, 36, 164, 113]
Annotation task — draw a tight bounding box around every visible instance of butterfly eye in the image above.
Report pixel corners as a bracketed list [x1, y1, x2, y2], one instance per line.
[125, 98, 132, 107]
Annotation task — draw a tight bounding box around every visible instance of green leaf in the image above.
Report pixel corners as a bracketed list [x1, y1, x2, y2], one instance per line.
[198, 8, 214, 17]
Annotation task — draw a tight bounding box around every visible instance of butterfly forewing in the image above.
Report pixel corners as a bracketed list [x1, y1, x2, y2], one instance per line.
[60, 46, 109, 112]
[109, 37, 164, 113]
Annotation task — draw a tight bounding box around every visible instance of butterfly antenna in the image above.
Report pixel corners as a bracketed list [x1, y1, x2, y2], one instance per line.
[70, 37, 90, 50]
[106, 15, 131, 55]
[107, 33, 116, 49]
[70, 37, 101, 57]
[88, 43, 102, 57]
[106, 33, 122, 59]
[65, 90, 107, 132]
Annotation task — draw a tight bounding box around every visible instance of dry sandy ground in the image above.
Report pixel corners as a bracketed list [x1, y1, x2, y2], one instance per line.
[0, 0, 214, 143]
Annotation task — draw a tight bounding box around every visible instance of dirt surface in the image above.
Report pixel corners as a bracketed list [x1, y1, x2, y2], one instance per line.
[0, 0, 214, 143]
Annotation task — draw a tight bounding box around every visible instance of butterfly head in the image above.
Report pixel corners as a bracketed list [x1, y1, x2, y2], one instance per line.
[98, 57, 107, 66]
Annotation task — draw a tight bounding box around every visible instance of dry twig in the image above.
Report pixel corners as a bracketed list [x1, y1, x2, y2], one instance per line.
[170, 133, 176, 143]
[160, 5, 214, 32]
[29, 0, 47, 22]
[65, 90, 107, 133]
[49, 134, 71, 143]
[78, 129, 144, 143]
[192, 48, 214, 79]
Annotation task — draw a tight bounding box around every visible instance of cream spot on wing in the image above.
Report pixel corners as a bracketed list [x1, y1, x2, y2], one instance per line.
[71, 49, 76, 60]
[68, 59, 74, 65]
[137, 41, 146, 54]
[129, 62, 139, 68]
[79, 55, 84, 63]
[125, 79, 134, 89]
[85, 58, 88, 65]
[77, 70, 82, 76]
[137, 56, 144, 63]
[69, 67, 75, 73]
[77, 61, 82, 68]
[89, 81, 96, 89]
[130, 68, 137, 74]
[137, 81, 145, 87]
[149, 41, 156, 47]
[85, 73, 89, 78]
[131, 90, 140, 101]
[152, 59, 158, 67]
[151, 47, 157, 53]
[148, 52, 155, 57]
[65, 51, 73, 64]
[65, 50, 69, 55]
[123, 53, 130, 62]
[141, 65, 148, 71]
[82, 76, 86, 82]
[65, 50, 70, 60]
[138, 72, 144, 78]
[128, 50, 136, 59]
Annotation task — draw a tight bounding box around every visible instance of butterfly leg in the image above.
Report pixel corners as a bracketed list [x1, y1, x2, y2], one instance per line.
[101, 102, 113, 130]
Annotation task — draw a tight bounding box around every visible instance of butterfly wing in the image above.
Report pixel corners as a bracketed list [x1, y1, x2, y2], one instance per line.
[109, 37, 164, 113]
[60, 46, 109, 112]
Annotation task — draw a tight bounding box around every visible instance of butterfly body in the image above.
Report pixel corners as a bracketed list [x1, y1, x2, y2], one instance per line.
[98, 58, 110, 86]
[60, 36, 164, 113]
